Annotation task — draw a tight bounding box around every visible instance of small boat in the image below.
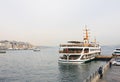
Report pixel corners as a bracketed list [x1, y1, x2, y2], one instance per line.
[112, 48, 120, 56]
[58, 27, 101, 63]
[0, 50, 6, 53]
[33, 48, 40, 51]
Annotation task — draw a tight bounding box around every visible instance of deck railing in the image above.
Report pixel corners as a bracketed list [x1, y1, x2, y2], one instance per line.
[59, 51, 82, 53]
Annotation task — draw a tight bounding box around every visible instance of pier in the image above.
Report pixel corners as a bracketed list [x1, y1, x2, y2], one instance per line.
[83, 59, 110, 82]
[95, 55, 113, 61]
[83, 57, 120, 82]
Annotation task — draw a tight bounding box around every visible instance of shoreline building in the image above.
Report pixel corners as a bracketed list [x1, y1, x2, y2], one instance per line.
[0, 40, 33, 50]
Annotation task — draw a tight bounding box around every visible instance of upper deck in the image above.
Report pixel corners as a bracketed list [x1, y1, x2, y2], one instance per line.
[60, 27, 100, 48]
[60, 41, 99, 47]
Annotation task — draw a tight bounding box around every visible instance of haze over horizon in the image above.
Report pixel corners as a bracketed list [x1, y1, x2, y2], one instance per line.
[0, 0, 120, 46]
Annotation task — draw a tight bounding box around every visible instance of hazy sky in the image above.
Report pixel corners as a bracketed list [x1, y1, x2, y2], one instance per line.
[0, 0, 120, 46]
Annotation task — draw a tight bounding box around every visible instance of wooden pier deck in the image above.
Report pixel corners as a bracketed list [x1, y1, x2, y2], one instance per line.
[95, 55, 113, 61]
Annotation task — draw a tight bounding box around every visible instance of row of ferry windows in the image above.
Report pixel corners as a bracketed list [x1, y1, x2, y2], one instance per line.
[90, 49, 100, 51]
[63, 48, 100, 51]
[63, 48, 89, 53]
[61, 48, 100, 53]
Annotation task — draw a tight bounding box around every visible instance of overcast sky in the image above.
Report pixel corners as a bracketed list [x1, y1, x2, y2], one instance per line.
[0, 0, 120, 46]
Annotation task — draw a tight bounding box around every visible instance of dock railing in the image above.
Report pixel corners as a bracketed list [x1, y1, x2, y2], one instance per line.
[83, 61, 111, 82]
[83, 70, 99, 82]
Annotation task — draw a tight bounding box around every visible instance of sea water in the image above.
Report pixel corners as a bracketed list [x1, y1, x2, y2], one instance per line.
[0, 46, 115, 82]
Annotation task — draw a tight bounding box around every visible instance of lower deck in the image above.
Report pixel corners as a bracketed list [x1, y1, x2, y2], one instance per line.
[59, 52, 101, 63]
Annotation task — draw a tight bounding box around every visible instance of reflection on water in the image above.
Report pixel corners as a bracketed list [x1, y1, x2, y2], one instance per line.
[58, 63, 84, 82]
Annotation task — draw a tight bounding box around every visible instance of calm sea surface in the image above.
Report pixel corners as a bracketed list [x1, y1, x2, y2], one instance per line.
[0, 46, 115, 82]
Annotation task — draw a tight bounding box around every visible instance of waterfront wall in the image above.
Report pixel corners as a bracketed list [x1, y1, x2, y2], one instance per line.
[83, 60, 111, 82]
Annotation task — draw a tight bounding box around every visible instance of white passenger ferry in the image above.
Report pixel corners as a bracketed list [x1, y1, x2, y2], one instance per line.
[58, 28, 101, 63]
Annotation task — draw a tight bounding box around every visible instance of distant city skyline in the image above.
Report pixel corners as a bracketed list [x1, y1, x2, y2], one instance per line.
[0, 0, 120, 46]
[0, 40, 33, 49]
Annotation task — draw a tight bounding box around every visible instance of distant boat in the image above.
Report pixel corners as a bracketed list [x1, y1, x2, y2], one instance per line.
[112, 48, 120, 56]
[33, 48, 40, 51]
[0, 50, 6, 53]
[58, 27, 101, 63]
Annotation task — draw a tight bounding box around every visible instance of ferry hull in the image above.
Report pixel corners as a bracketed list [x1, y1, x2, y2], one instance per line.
[58, 57, 95, 64]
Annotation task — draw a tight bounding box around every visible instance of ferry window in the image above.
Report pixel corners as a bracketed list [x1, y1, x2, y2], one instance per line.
[116, 49, 120, 50]
[69, 55, 80, 60]
[115, 52, 120, 53]
[65, 48, 83, 53]
[63, 48, 69, 53]
[84, 48, 89, 53]
[115, 52, 120, 54]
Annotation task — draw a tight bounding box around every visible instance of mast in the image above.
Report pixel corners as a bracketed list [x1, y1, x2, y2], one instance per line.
[83, 25, 90, 46]
[94, 37, 96, 43]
